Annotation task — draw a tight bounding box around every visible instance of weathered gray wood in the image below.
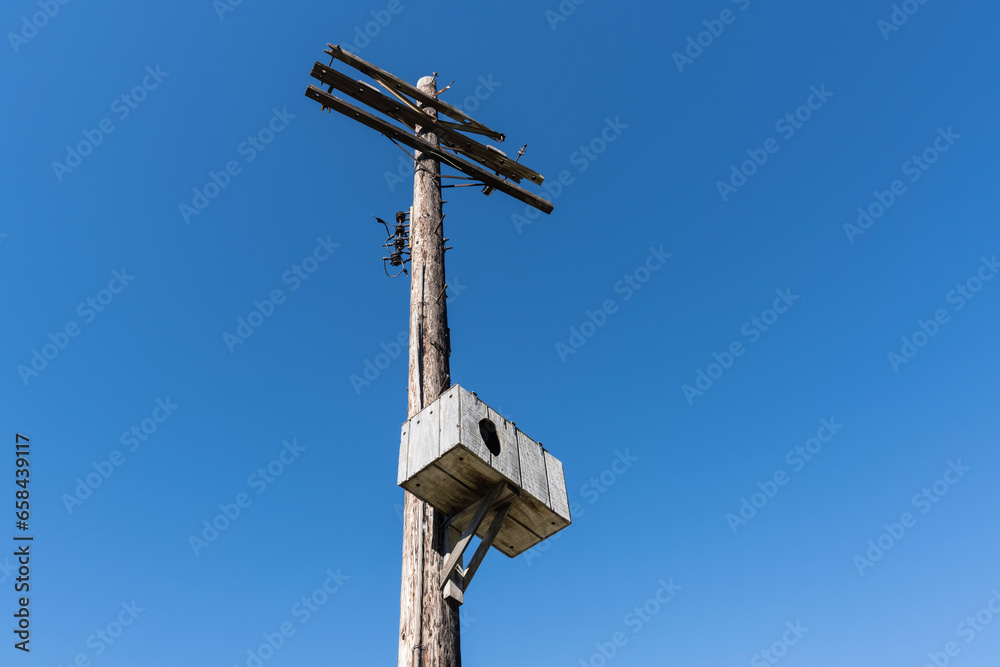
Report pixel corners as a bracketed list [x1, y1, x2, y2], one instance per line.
[441, 488, 465, 606]
[490, 513, 544, 557]
[487, 407, 521, 487]
[401, 463, 478, 515]
[436, 119, 503, 140]
[446, 482, 517, 531]
[506, 495, 553, 542]
[544, 450, 571, 522]
[506, 428, 556, 540]
[309, 62, 545, 186]
[443, 579, 464, 606]
[462, 501, 513, 590]
[398, 74, 459, 667]
[443, 515, 464, 605]
[404, 446, 566, 556]
[398, 421, 410, 486]
[304, 86, 554, 214]
[438, 386, 461, 457]
[406, 402, 440, 479]
[440, 482, 506, 589]
[401, 389, 571, 555]
[429, 446, 507, 542]
[325, 44, 505, 141]
[457, 387, 493, 464]
[373, 77, 427, 119]
[515, 430, 549, 505]
[437, 445, 499, 492]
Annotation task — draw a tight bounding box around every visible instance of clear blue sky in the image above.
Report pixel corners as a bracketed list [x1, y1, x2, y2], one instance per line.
[3, 0, 1000, 665]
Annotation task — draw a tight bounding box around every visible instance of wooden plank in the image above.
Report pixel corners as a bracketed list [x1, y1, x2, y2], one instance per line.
[438, 444, 500, 492]
[406, 401, 440, 478]
[515, 430, 549, 506]
[440, 482, 506, 589]
[438, 386, 461, 458]
[311, 62, 415, 129]
[446, 482, 517, 530]
[456, 386, 493, 465]
[442, 522, 465, 604]
[487, 407, 521, 487]
[436, 120, 503, 140]
[397, 420, 410, 486]
[310, 63, 545, 185]
[431, 434, 566, 556]
[304, 86, 554, 214]
[404, 456, 567, 552]
[434, 139, 543, 188]
[543, 450, 571, 522]
[324, 44, 505, 141]
[507, 490, 559, 542]
[443, 580, 464, 605]
[434, 444, 561, 543]
[401, 463, 479, 516]
[490, 513, 542, 557]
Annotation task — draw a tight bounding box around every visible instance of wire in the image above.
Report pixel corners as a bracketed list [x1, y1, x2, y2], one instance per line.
[387, 136, 416, 165]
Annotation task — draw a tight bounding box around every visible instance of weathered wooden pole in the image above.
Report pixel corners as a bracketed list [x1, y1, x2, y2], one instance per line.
[398, 74, 462, 667]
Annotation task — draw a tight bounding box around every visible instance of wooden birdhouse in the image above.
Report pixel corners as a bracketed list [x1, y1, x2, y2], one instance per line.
[398, 384, 570, 594]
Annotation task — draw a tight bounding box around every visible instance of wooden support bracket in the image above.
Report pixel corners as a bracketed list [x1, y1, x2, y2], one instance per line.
[439, 482, 518, 598]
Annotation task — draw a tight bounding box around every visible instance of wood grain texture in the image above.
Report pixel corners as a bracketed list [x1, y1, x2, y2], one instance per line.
[406, 402, 440, 480]
[309, 62, 545, 186]
[401, 463, 479, 516]
[506, 495, 553, 543]
[462, 501, 513, 589]
[304, 86, 554, 214]
[398, 74, 461, 667]
[439, 482, 505, 590]
[487, 512, 542, 557]
[446, 482, 518, 530]
[515, 429, 549, 505]
[487, 406, 521, 487]
[398, 421, 410, 486]
[544, 450, 571, 522]
[457, 387, 493, 465]
[438, 387, 461, 457]
[325, 44, 503, 141]
[436, 446, 499, 501]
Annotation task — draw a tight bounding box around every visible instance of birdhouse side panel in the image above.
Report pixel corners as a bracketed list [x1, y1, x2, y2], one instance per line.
[487, 406, 521, 488]
[397, 421, 411, 485]
[515, 430, 549, 506]
[406, 401, 441, 480]
[438, 386, 461, 455]
[456, 387, 493, 466]
[543, 450, 571, 522]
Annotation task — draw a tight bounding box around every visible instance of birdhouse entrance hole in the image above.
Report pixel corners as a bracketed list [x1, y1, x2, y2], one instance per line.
[479, 419, 501, 457]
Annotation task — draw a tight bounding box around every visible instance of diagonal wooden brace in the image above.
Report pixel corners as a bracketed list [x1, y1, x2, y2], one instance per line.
[440, 482, 517, 591]
[462, 500, 513, 592]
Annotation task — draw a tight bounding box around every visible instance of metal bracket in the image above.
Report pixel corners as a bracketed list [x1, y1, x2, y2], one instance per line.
[440, 482, 518, 601]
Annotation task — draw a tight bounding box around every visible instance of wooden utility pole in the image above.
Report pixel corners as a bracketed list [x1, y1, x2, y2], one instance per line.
[304, 46, 560, 667]
[398, 74, 461, 667]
